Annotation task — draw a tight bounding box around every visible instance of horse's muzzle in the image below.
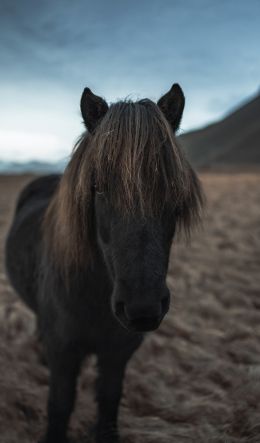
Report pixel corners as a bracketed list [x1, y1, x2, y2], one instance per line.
[114, 294, 170, 332]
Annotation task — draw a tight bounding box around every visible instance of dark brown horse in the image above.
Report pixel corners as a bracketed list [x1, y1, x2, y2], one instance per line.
[5, 84, 203, 443]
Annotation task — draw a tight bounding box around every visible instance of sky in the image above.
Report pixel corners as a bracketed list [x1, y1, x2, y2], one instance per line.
[0, 0, 259, 163]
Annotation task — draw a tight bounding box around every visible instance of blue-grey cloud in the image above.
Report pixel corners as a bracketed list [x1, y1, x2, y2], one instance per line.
[0, 0, 259, 161]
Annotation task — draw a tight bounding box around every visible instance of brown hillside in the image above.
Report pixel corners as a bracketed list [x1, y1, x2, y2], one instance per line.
[180, 93, 260, 167]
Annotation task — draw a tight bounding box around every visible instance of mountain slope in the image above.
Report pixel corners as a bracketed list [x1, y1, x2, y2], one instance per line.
[180, 93, 260, 167]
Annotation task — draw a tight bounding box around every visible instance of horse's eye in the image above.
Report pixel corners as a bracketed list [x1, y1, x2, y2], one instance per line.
[93, 185, 104, 195]
[92, 182, 104, 194]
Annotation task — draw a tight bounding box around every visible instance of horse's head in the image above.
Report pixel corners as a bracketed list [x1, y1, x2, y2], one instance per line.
[94, 193, 174, 332]
[78, 85, 203, 332]
[46, 85, 203, 333]
[87, 87, 180, 331]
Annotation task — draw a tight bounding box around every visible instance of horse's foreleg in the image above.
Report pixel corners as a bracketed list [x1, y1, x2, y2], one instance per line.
[95, 341, 141, 443]
[41, 347, 83, 443]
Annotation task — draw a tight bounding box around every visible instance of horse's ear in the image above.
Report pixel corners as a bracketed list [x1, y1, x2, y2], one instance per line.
[157, 83, 185, 133]
[80, 87, 108, 133]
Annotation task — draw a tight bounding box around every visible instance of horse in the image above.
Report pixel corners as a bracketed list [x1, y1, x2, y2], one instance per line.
[5, 83, 203, 443]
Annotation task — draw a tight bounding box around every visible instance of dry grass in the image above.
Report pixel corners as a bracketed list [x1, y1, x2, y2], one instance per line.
[0, 172, 260, 443]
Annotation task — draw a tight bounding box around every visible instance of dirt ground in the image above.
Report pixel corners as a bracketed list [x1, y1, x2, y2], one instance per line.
[0, 172, 260, 443]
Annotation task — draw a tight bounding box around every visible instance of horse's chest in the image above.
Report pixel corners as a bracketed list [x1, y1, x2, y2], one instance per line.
[63, 295, 120, 348]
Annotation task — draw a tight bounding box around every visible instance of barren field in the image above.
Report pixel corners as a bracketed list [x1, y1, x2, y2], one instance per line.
[0, 173, 260, 443]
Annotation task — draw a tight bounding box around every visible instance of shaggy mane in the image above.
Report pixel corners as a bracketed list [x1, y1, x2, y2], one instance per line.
[44, 99, 204, 273]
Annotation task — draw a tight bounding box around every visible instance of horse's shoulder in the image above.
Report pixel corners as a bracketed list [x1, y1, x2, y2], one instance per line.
[15, 174, 61, 214]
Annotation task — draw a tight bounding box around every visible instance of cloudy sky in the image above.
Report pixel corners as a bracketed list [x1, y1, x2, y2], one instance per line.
[0, 0, 259, 163]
